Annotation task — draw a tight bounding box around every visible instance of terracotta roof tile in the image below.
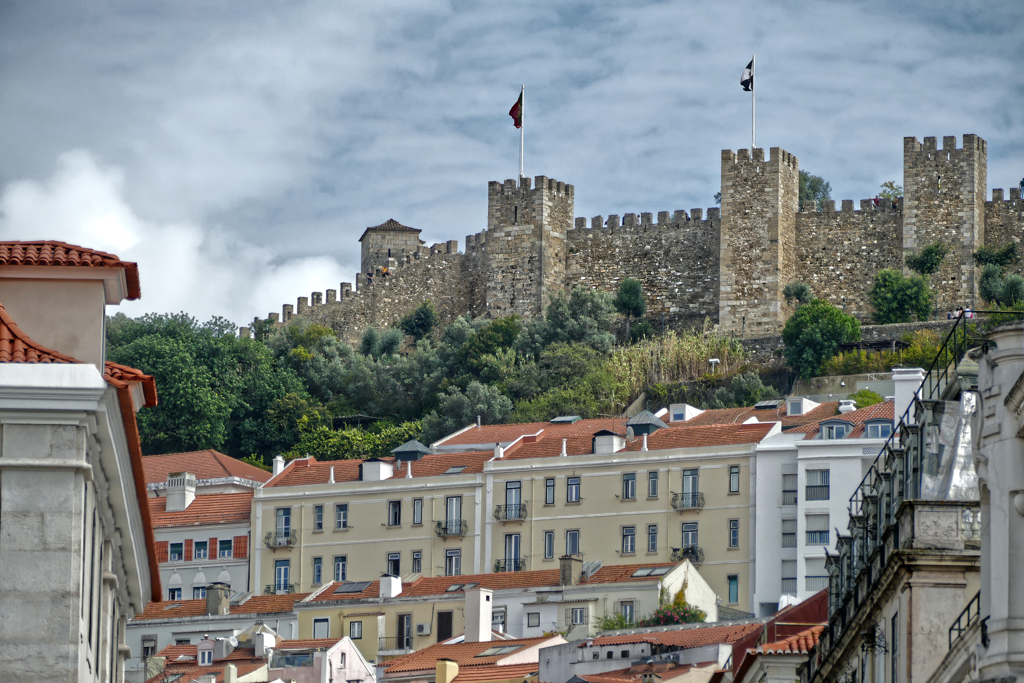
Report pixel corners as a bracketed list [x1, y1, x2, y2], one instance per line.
[574, 661, 719, 683]
[0, 240, 141, 299]
[104, 361, 158, 407]
[440, 418, 626, 447]
[786, 401, 895, 438]
[682, 402, 840, 428]
[277, 638, 343, 650]
[384, 637, 556, 673]
[141, 450, 272, 486]
[148, 492, 253, 528]
[155, 643, 262, 663]
[0, 301, 80, 363]
[584, 622, 762, 649]
[131, 593, 308, 621]
[758, 624, 824, 655]
[453, 663, 540, 682]
[265, 451, 493, 489]
[146, 662, 266, 683]
[358, 218, 421, 242]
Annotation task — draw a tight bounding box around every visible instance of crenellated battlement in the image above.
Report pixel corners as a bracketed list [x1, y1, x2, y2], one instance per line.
[572, 207, 721, 231]
[904, 134, 986, 156]
[989, 188, 1024, 203]
[798, 198, 903, 214]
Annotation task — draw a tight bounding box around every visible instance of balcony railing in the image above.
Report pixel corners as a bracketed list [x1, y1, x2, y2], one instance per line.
[434, 519, 468, 538]
[378, 636, 413, 653]
[949, 590, 981, 648]
[494, 504, 528, 521]
[805, 485, 830, 501]
[670, 546, 704, 564]
[806, 530, 830, 545]
[806, 576, 829, 592]
[494, 558, 526, 572]
[264, 583, 295, 595]
[781, 578, 797, 593]
[671, 492, 705, 511]
[782, 490, 798, 505]
[264, 530, 297, 548]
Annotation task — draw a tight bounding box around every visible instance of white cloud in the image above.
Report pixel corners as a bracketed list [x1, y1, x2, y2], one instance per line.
[0, 150, 348, 325]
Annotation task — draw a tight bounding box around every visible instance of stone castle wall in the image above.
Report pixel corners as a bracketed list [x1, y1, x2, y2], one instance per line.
[984, 188, 1024, 278]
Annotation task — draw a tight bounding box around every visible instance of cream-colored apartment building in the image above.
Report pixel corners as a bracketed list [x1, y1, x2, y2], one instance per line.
[251, 412, 779, 613]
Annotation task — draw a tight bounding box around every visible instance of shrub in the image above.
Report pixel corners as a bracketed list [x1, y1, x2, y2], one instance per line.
[868, 269, 932, 324]
[906, 242, 949, 277]
[399, 301, 439, 341]
[848, 388, 885, 409]
[782, 300, 861, 379]
[783, 282, 812, 305]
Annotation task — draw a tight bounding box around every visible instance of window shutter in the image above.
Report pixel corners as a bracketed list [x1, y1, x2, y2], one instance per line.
[155, 541, 168, 563]
[234, 535, 248, 559]
[806, 515, 830, 531]
[184, 539, 193, 561]
[209, 538, 218, 557]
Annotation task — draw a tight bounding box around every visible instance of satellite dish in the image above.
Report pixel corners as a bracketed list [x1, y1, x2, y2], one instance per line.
[626, 426, 635, 442]
[229, 637, 239, 647]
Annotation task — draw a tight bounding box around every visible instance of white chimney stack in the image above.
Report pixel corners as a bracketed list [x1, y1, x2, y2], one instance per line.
[380, 575, 403, 598]
[838, 399, 857, 414]
[464, 588, 493, 643]
[494, 443, 503, 459]
[272, 455, 286, 476]
[892, 367, 925, 424]
[561, 439, 567, 457]
[642, 433, 648, 451]
[406, 461, 413, 478]
[165, 472, 196, 512]
[328, 466, 335, 483]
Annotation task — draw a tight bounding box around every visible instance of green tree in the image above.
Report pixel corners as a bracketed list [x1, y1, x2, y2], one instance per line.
[783, 282, 812, 306]
[629, 320, 655, 343]
[421, 381, 514, 444]
[614, 278, 647, 341]
[399, 301, 439, 341]
[782, 300, 861, 379]
[540, 286, 617, 353]
[879, 181, 903, 201]
[979, 263, 1005, 304]
[849, 388, 884, 410]
[799, 170, 832, 210]
[906, 242, 949, 277]
[868, 269, 933, 324]
[974, 244, 1020, 269]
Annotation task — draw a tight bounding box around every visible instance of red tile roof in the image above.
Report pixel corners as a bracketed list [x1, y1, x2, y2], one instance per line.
[141, 450, 272, 486]
[145, 662, 265, 683]
[359, 218, 421, 242]
[105, 361, 158, 407]
[132, 593, 308, 621]
[574, 661, 719, 683]
[757, 624, 823, 655]
[786, 401, 894, 438]
[148, 492, 253, 528]
[264, 451, 493, 489]
[384, 637, 556, 674]
[0, 240, 141, 299]
[0, 301, 79, 363]
[440, 418, 625, 447]
[583, 622, 762, 649]
[452, 662, 540, 682]
[277, 638, 343, 650]
[156, 643, 261, 663]
[682, 402, 840, 428]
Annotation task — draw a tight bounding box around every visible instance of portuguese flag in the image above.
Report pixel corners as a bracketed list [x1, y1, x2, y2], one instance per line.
[509, 91, 523, 129]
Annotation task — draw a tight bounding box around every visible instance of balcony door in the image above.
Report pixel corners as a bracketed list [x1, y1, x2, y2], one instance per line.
[398, 614, 412, 649]
[682, 522, 698, 548]
[506, 481, 522, 517]
[505, 533, 521, 569]
[274, 559, 290, 592]
[276, 507, 291, 536]
[446, 496, 462, 535]
[437, 611, 453, 642]
[682, 470, 698, 495]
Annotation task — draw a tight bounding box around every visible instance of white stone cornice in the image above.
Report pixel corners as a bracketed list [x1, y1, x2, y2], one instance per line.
[0, 364, 107, 412]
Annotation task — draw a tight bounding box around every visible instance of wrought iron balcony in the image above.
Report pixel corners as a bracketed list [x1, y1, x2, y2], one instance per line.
[378, 636, 413, 653]
[264, 530, 297, 548]
[264, 583, 295, 595]
[671, 492, 705, 511]
[434, 519, 468, 538]
[494, 558, 526, 572]
[670, 546, 704, 564]
[494, 504, 528, 521]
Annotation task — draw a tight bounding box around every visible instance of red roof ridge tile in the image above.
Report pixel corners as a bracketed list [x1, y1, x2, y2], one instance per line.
[0, 240, 141, 299]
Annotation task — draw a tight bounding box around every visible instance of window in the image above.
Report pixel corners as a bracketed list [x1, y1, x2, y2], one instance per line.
[729, 465, 740, 493]
[413, 498, 423, 525]
[648, 471, 659, 498]
[781, 560, 797, 593]
[782, 474, 798, 505]
[506, 481, 522, 510]
[621, 526, 636, 554]
[505, 533, 521, 563]
[682, 521, 698, 548]
[312, 557, 322, 585]
[275, 559, 290, 591]
[621, 650, 630, 659]
[388, 500, 401, 526]
[169, 543, 183, 561]
[891, 612, 899, 683]
[276, 507, 291, 534]
[545, 478, 555, 504]
[350, 621, 362, 639]
[446, 549, 462, 576]
[313, 618, 330, 639]
[622, 473, 636, 500]
[412, 550, 422, 574]
[142, 636, 157, 658]
[314, 505, 323, 531]
[175, 638, 190, 646]
[621, 601, 635, 623]
[782, 519, 797, 547]
[728, 519, 740, 548]
[387, 552, 401, 576]
[528, 612, 540, 627]
[867, 422, 893, 439]
[544, 531, 554, 559]
[199, 649, 213, 666]
[806, 514, 830, 545]
[648, 524, 658, 553]
[567, 477, 581, 503]
[806, 470, 830, 500]
[168, 587, 181, 600]
[566, 529, 580, 556]
[193, 541, 208, 559]
[218, 540, 233, 558]
[193, 587, 206, 599]
[334, 556, 347, 582]
[492, 609, 506, 629]
[728, 575, 739, 604]
[570, 607, 586, 625]
[335, 504, 348, 529]
[822, 423, 848, 439]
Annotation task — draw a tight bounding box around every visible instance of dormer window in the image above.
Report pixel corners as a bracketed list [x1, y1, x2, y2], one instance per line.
[199, 648, 213, 666]
[866, 421, 893, 439]
[820, 421, 852, 440]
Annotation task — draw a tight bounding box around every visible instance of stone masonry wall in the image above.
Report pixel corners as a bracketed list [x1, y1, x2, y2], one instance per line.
[795, 200, 905, 319]
[984, 188, 1024, 280]
[566, 209, 721, 329]
[360, 229, 425, 276]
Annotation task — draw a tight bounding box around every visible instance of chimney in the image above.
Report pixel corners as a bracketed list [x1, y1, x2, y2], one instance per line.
[205, 582, 231, 616]
[464, 588, 493, 643]
[272, 455, 286, 476]
[642, 433, 648, 451]
[165, 472, 196, 512]
[380, 575, 403, 598]
[561, 439, 567, 457]
[361, 459, 394, 482]
[892, 367, 925, 424]
[559, 555, 583, 587]
[254, 631, 275, 658]
[477, 415, 482, 428]
[406, 461, 413, 478]
[437, 659, 460, 683]
[329, 466, 335, 483]
[494, 443, 504, 459]
[838, 399, 856, 414]
[224, 664, 238, 683]
[213, 636, 237, 661]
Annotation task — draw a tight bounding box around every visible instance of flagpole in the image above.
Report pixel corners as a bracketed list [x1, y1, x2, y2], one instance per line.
[751, 54, 755, 150]
[519, 85, 525, 179]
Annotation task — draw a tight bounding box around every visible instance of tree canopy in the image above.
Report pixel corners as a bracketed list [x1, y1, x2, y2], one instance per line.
[782, 299, 861, 379]
[868, 269, 932, 324]
[906, 242, 949, 277]
[799, 171, 832, 209]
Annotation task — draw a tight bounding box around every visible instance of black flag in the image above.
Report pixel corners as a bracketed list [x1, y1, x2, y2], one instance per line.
[741, 58, 754, 91]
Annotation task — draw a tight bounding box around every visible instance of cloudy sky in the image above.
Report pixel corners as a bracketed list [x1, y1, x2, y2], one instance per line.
[1, 0, 1021, 325]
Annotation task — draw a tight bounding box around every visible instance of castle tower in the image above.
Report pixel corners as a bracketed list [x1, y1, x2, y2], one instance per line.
[718, 147, 800, 337]
[903, 134, 987, 312]
[358, 218, 424, 276]
[485, 176, 574, 318]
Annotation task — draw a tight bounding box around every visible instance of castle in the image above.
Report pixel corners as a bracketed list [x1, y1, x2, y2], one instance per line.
[260, 133, 1024, 341]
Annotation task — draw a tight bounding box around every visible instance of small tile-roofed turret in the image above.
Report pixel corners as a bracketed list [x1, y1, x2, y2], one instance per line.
[391, 439, 432, 462]
[626, 410, 669, 436]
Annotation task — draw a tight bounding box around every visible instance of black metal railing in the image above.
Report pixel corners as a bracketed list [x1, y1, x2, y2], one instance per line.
[378, 636, 413, 652]
[434, 519, 468, 538]
[805, 485, 830, 501]
[494, 504, 528, 521]
[949, 590, 981, 648]
[264, 583, 296, 595]
[264, 530, 297, 548]
[494, 558, 527, 572]
[782, 490, 798, 505]
[671, 492, 705, 511]
[670, 546, 704, 564]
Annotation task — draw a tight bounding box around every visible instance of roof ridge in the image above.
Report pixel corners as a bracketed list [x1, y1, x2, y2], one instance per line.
[0, 241, 141, 299]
